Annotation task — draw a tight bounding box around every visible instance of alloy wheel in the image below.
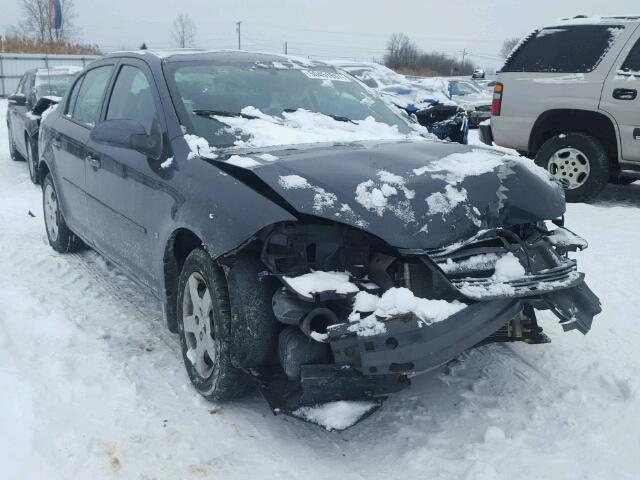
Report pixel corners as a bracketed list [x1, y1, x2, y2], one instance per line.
[547, 147, 590, 190]
[44, 183, 59, 242]
[182, 272, 216, 379]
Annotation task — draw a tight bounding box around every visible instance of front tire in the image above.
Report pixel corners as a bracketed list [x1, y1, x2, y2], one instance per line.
[42, 174, 84, 253]
[8, 123, 21, 162]
[26, 137, 40, 184]
[535, 133, 609, 203]
[177, 248, 247, 401]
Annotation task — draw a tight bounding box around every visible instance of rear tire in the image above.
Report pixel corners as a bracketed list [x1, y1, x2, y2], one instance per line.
[535, 133, 609, 203]
[177, 248, 248, 401]
[42, 174, 84, 253]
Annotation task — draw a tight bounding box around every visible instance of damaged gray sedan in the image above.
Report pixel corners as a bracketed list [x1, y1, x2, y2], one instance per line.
[38, 50, 600, 426]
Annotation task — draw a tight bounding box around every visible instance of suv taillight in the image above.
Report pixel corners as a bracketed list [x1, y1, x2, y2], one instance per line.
[492, 83, 503, 116]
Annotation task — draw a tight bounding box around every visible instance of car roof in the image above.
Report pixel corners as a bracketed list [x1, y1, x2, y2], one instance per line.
[35, 65, 83, 76]
[547, 15, 640, 28]
[102, 49, 330, 68]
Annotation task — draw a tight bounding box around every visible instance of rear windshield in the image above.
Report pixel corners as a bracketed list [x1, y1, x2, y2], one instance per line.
[502, 25, 624, 73]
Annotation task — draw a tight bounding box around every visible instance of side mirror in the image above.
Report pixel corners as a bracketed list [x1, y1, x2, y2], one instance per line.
[8, 93, 26, 106]
[90, 119, 163, 160]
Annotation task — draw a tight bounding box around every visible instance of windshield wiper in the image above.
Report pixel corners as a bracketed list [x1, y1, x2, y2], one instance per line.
[282, 108, 355, 124]
[193, 109, 258, 120]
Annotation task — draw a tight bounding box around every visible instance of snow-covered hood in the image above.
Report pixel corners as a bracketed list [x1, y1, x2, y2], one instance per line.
[212, 141, 565, 250]
[452, 93, 492, 108]
[381, 84, 456, 112]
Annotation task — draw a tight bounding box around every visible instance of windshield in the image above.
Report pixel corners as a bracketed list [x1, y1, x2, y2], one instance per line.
[450, 82, 482, 96]
[165, 62, 416, 147]
[34, 73, 76, 99]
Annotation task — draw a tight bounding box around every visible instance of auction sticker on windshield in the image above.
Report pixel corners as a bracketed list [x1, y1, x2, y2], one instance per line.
[301, 70, 351, 82]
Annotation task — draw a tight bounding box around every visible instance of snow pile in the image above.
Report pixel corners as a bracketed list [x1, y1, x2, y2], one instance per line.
[283, 271, 359, 298]
[214, 107, 420, 148]
[277, 175, 338, 213]
[184, 134, 218, 159]
[413, 149, 503, 184]
[438, 253, 501, 274]
[426, 185, 467, 215]
[160, 157, 173, 169]
[292, 400, 378, 431]
[547, 228, 588, 249]
[226, 155, 261, 168]
[491, 253, 525, 282]
[348, 288, 466, 335]
[355, 170, 415, 222]
[258, 153, 279, 161]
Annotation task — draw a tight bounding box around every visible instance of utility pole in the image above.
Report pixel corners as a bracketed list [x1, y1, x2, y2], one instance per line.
[284, 41, 287, 55]
[236, 21, 242, 50]
[461, 48, 467, 66]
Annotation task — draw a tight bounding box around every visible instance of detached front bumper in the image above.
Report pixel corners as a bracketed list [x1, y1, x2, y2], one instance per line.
[327, 280, 600, 380]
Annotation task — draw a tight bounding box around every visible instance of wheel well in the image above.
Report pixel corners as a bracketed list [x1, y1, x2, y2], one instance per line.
[529, 109, 619, 166]
[162, 228, 203, 332]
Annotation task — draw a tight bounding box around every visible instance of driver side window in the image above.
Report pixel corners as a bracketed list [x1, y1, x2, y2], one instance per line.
[106, 65, 158, 135]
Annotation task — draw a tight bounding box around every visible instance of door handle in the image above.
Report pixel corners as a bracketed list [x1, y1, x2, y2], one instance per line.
[86, 154, 101, 169]
[613, 88, 637, 100]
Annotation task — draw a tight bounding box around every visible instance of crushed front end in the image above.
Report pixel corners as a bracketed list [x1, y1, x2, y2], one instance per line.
[253, 220, 601, 414]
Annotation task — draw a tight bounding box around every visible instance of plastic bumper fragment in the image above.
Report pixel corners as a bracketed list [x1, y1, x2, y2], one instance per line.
[328, 298, 523, 376]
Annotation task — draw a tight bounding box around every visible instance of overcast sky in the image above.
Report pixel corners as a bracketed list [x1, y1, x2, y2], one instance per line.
[3, 0, 639, 69]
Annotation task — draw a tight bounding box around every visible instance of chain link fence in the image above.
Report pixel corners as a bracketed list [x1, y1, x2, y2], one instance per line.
[0, 53, 99, 97]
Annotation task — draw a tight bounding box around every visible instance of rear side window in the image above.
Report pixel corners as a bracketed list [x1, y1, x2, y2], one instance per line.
[503, 25, 624, 73]
[70, 66, 113, 127]
[619, 39, 640, 75]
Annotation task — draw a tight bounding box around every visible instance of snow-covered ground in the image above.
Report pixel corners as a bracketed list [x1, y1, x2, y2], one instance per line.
[1, 101, 639, 479]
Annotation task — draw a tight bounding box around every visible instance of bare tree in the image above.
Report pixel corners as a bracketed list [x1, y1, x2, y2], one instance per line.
[15, 0, 78, 42]
[384, 33, 476, 76]
[171, 13, 196, 48]
[500, 37, 521, 59]
[384, 33, 419, 71]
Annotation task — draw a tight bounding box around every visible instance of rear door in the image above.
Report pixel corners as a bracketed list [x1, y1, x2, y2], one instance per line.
[600, 30, 640, 163]
[85, 59, 168, 287]
[50, 64, 115, 238]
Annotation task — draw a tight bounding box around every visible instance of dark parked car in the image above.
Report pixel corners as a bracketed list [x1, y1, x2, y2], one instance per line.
[38, 51, 600, 421]
[6, 66, 81, 183]
[329, 61, 469, 144]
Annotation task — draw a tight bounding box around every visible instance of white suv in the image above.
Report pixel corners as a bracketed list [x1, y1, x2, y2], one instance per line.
[481, 15, 640, 202]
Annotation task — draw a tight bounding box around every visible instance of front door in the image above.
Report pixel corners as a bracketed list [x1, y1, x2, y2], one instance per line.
[85, 60, 168, 287]
[600, 33, 640, 163]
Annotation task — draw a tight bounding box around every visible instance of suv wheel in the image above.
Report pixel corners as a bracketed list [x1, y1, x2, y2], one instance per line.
[535, 133, 609, 203]
[26, 137, 40, 184]
[42, 174, 84, 253]
[177, 248, 248, 401]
